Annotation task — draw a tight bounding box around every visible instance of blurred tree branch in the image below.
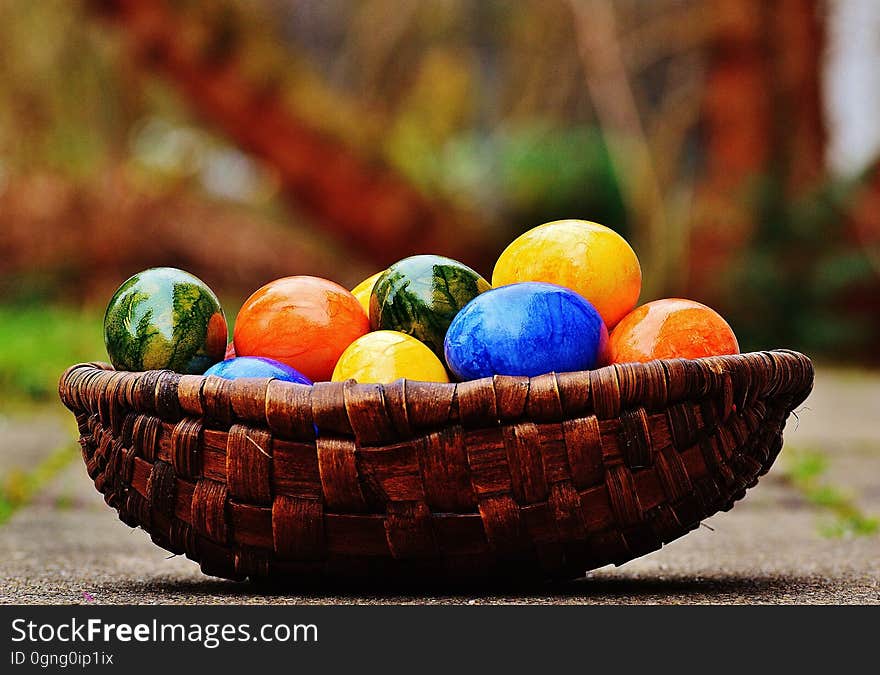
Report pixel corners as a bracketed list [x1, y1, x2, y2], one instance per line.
[569, 0, 673, 298]
[622, 2, 718, 71]
[88, 0, 495, 271]
[341, 0, 422, 102]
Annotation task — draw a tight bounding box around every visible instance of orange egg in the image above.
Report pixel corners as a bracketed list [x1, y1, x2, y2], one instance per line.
[233, 276, 369, 382]
[608, 298, 739, 363]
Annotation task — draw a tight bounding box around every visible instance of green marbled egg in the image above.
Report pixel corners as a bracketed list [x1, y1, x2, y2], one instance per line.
[103, 267, 227, 374]
[370, 255, 491, 356]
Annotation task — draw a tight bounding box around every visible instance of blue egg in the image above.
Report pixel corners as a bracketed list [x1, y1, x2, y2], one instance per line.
[203, 356, 313, 385]
[444, 282, 608, 380]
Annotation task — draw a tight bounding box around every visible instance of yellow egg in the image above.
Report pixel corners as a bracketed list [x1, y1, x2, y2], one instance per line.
[492, 219, 641, 328]
[350, 271, 386, 316]
[331, 330, 450, 384]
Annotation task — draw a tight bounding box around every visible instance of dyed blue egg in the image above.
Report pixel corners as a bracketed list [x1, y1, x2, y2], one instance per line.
[444, 282, 608, 380]
[203, 356, 313, 385]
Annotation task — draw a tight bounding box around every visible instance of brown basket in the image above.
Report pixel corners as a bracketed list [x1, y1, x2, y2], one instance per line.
[59, 350, 812, 583]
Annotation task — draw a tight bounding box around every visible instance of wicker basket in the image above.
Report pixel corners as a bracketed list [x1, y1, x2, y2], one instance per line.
[59, 350, 812, 582]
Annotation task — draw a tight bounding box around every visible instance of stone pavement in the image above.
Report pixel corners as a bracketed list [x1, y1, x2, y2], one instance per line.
[1, 367, 878, 605]
[0, 411, 70, 476]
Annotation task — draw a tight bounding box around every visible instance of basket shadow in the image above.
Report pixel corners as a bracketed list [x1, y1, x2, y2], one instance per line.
[98, 571, 806, 603]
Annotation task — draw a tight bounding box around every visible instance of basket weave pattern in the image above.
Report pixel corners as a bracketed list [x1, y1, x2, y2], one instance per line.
[59, 350, 813, 581]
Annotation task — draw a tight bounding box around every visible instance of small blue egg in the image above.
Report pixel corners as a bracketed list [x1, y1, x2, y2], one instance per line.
[203, 356, 313, 385]
[444, 282, 608, 380]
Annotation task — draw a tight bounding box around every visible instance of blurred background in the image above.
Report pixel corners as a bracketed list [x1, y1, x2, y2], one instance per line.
[1, 0, 879, 406]
[0, 0, 878, 571]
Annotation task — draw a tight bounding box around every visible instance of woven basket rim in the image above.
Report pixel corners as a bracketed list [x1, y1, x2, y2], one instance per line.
[61, 348, 813, 399]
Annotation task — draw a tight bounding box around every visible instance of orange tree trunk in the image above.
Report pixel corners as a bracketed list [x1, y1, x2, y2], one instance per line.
[690, 0, 826, 296]
[851, 160, 880, 268]
[689, 0, 774, 295]
[771, 0, 827, 195]
[90, 0, 494, 272]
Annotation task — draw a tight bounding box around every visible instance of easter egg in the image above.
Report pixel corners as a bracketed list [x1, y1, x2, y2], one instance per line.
[492, 219, 641, 328]
[103, 267, 227, 374]
[331, 331, 449, 384]
[370, 255, 491, 356]
[351, 271, 385, 316]
[204, 356, 313, 384]
[233, 276, 369, 382]
[608, 298, 739, 363]
[444, 282, 608, 380]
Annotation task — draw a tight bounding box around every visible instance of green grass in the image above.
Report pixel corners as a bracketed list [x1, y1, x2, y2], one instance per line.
[784, 449, 879, 538]
[0, 443, 80, 525]
[0, 304, 105, 407]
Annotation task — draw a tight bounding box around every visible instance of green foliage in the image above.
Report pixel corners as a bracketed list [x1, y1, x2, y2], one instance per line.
[496, 125, 627, 233]
[425, 124, 627, 235]
[724, 176, 878, 359]
[0, 305, 104, 406]
[787, 450, 827, 483]
[0, 443, 79, 525]
[820, 516, 880, 539]
[784, 449, 879, 538]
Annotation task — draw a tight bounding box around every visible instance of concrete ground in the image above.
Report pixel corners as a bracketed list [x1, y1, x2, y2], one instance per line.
[1, 367, 878, 605]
